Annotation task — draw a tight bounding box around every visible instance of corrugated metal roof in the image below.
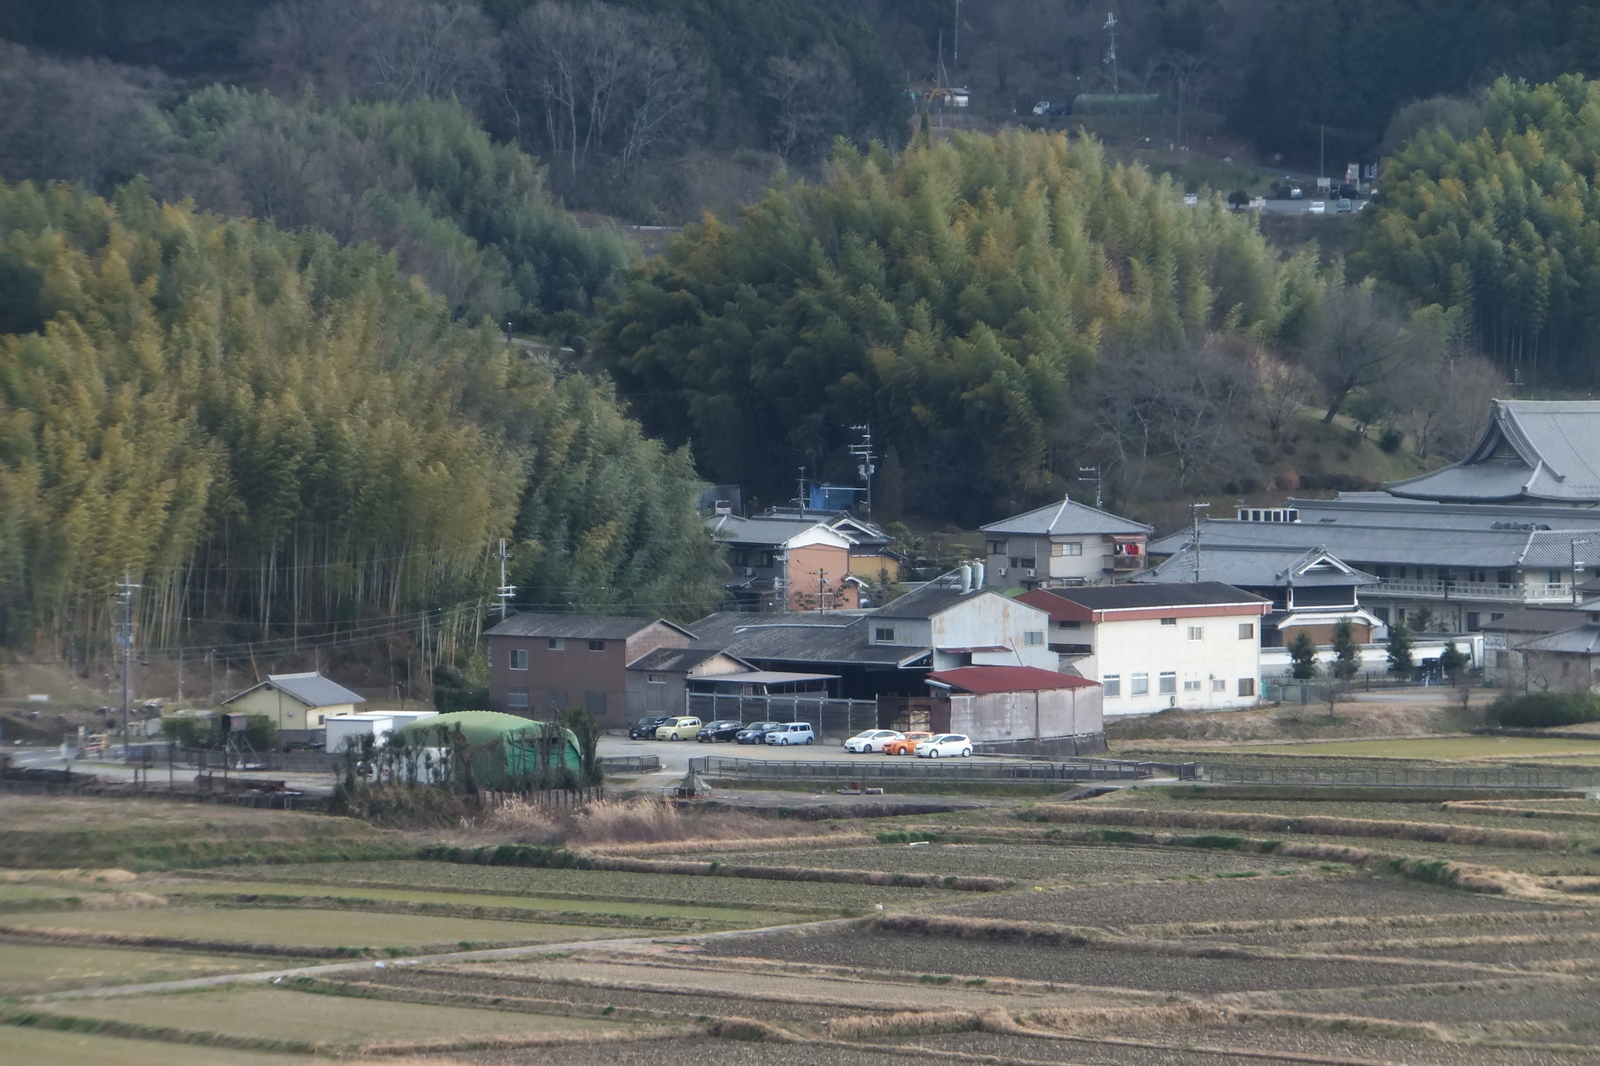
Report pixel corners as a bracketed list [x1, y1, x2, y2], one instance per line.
[686, 611, 916, 666]
[626, 647, 743, 673]
[1032, 581, 1269, 611]
[1516, 624, 1600, 655]
[928, 666, 1099, 693]
[873, 575, 991, 619]
[485, 613, 690, 641]
[1388, 400, 1600, 503]
[981, 496, 1152, 536]
[706, 514, 847, 547]
[1480, 607, 1585, 635]
[224, 672, 365, 709]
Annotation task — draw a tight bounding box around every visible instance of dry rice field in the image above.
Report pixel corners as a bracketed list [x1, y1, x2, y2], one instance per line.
[8, 787, 1600, 1064]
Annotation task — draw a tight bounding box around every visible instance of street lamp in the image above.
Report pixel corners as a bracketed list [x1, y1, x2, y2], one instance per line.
[1573, 538, 1593, 606]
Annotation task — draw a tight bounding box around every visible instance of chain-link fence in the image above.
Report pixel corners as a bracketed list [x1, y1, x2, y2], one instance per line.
[686, 694, 878, 741]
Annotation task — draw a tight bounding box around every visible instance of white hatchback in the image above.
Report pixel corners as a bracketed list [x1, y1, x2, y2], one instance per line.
[764, 722, 815, 745]
[915, 734, 974, 758]
[844, 729, 903, 753]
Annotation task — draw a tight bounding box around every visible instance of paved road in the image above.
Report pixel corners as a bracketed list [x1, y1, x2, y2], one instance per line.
[599, 733, 1021, 779]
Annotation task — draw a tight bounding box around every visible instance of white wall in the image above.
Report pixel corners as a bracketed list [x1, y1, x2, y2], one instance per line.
[1085, 613, 1263, 716]
[930, 594, 1056, 671]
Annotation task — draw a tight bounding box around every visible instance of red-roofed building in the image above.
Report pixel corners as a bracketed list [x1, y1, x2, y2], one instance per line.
[924, 665, 1103, 755]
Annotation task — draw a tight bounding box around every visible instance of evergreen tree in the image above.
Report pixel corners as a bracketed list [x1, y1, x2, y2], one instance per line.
[1330, 619, 1362, 682]
[1288, 631, 1320, 680]
[1438, 641, 1471, 676]
[1386, 620, 1415, 677]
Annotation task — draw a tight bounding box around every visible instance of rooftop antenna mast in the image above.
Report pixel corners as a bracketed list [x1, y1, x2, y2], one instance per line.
[1103, 12, 1119, 94]
[849, 424, 877, 520]
[494, 538, 516, 620]
[1078, 466, 1103, 511]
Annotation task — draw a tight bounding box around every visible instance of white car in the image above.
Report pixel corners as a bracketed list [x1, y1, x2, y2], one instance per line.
[764, 722, 815, 745]
[915, 734, 973, 758]
[1309, 200, 1326, 214]
[845, 729, 904, 753]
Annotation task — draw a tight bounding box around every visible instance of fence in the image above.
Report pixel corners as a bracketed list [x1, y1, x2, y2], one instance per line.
[599, 755, 661, 774]
[1261, 672, 1484, 703]
[688, 755, 1196, 784]
[1200, 760, 1600, 789]
[686, 694, 878, 740]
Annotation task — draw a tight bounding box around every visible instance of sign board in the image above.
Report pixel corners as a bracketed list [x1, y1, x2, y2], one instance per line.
[1482, 633, 1507, 650]
[1346, 163, 1359, 183]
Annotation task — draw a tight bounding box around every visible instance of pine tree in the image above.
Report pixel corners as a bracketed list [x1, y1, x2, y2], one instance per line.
[1288, 631, 1320, 680]
[1331, 619, 1363, 682]
[1386, 620, 1415, 677]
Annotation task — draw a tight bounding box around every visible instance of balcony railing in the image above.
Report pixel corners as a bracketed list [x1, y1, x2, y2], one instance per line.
[1365, 578, 1572, 602]
[1103, 555, 1144, 572]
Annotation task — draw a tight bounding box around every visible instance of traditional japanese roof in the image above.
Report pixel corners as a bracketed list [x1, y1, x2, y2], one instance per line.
[1030, 582, 1270, 612]
[1386, 400, 1600, 504]
[223, 671, 365, 709]
[485, 613, 692, 641]
[981, 496, 1153, 537]
[705, 514, 851, 549]
[927, 666, 1100, 694]
[1137, 544, 1378, 588]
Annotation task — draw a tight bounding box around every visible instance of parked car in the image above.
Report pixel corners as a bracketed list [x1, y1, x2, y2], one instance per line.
[735, 721, 783, 744]
[915, 733, 974, 758]
[845, 729, 904, 754]
[764, 722, 815, 745]
[629, 715, 673, 740]
[654, 716, 703, 741]
[696, 720, 743, 743]
[1335, 198, 1353, 213]
[882, 731, 932, 755]
[1309, 200, 1326, 214]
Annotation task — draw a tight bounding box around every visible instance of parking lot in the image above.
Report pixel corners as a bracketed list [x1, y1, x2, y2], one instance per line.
[597, 732, 1020, 776]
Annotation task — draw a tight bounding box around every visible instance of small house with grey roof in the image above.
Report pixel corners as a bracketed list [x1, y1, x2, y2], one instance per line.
[981, 496, 1153, 589]
[221, 671, 365, 747]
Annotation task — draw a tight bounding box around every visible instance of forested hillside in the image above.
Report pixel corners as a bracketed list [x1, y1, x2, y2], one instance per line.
[595, 130, 1501, 523]
[0, 180, 723, 660]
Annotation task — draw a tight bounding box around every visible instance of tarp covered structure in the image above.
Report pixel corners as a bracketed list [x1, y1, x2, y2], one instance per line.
[396, 710, 581, 788]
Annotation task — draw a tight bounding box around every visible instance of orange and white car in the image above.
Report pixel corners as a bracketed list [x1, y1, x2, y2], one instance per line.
[882, 731, 932, 755]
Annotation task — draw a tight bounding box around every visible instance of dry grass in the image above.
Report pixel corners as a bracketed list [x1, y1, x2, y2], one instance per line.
[471, 797, 792, 850]
[1443, 801, 1600, 822]
[826, 1009, 987, 1039]
[586, 855, 1010, 891]
[1030, 804, 1573, 851]
[1105, 699, 1481, 745]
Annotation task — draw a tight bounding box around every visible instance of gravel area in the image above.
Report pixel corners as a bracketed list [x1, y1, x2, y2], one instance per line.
[460, 1039, 906, 1066]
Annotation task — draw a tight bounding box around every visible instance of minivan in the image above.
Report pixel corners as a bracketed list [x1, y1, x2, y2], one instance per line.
[764, 722, 815, 745]
[654, 716, 703, 741]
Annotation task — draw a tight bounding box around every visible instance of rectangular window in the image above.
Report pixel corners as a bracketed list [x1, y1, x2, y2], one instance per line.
[547, 690, 567, 711]
[1009, 556, 1037, 569]
[1372, 607, 1389, 624]
[1467, 568, 1487, 584]
[1497, 570, 1516, 587]
[1373, 564, 1390, 578]
[1238, 623, 1255, 640]
[1158, 671, 1177, 695]
[1466, 612, 1481, 631]
[1183, 679, 1201, 692]
[874, 626, 896, 643]
[1159, 618, 1177, 627]
[1131, 673, 1149, 696]
[509, 648, 529, 671]
[507, 688, 530, 710]
[1237, 678, 1256, 697]
[1055, 619, 1081, 629]
[585, 690, 607, 714]
[647, 673, 667, 684]
[1024, 630, 1044, 646]
[986, 539, 1007, 555]
[547, 638, 565, 651]
[1549, 570, 1564, 587]
[1211, 678, 1227, 693]
[588, 639, 606, 651]
[1491, 612, 1504, 621]
[1495, 650, 1509, 669]
[1102, 674, 1121, 697]
[1052, 542, 1083, 556]
[1187, 626, 1204, 641]
[317, 714, 326, 725]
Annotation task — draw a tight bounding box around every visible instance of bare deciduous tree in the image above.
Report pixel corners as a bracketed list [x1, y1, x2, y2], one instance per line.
[765, 45, 853, 163]
[1306, 281, 1408, 423]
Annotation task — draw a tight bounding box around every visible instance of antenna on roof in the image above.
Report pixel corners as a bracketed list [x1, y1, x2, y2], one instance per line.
[1078, 466, 1103, 510]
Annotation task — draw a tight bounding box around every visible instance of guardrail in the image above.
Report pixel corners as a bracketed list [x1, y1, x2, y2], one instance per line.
[599, 754, 661, 774]
[688, 755, 1197, 783]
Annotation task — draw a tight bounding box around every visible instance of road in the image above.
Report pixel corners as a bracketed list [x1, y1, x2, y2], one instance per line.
[599, 733, 1023, 779]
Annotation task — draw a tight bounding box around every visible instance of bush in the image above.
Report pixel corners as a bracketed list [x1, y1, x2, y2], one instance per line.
[1377, 425, 1405, 452]
[1491, 691, 1600, 728]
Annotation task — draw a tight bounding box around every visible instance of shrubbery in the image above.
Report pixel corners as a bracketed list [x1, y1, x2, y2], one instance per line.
[1490, 691, 1600, 728]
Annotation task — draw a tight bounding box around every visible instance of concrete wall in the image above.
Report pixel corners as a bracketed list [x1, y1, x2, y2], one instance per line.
[946, 684, 1104, 743]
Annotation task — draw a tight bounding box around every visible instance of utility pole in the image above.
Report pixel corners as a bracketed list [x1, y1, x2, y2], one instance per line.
[953, 0, 961, 76]
[849, 425, 877, 520]
[1189, 502, 1210, 583]
[495, 538, 516, 620]
[813, 568, 830, 613]
[116, 570, 141, 759]
[1104, 12, 1119, 95]
[1078, 466, 1103, 511]
[795, 466, 809, 511]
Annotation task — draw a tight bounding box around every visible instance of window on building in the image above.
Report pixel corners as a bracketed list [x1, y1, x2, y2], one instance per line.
[1466, 612, 1481, 631]
[1491, 612, 1504, 622]
[547, 690, 567, 711]
[1183, 679, 1201, 692]
[585, 691, 607, 714]
[1497, 570, 1515, 587]
[1159, 618, 1177, 627]
[1187, 626, 1204, 641]
[1438, 568, 1454, 584]
[875, 626, 896, 643]
[1024, 631, 1044, 646]
[1372, 607, 1389, 624]
[1009, 556, 1037, 569]
[1373, 564, 1390, 578]
[548, 638, 565, 651]
[1467, 568, 1487, 584]
[1549, 570, 1564, 588]
[1495, 650, 1509, 669]
[507, 688, 530, 710]
[1102, 675, 1121, 697]
[1131, 673, 1149, 696]
[1238, 623, 1255, 640]
[1052, 542, 1083, 556]
[509, 648, 529, 671]
[1055, 619, 1081, 629]
[1212, 678, 1227, 692]
[317, 714, 326, 725]
[986, 539, 1007, 555]
[1158, 671, 1177, 695]
[647, 673, 667, 684]
[1237, 678, 1256, 697]
[588, 639, 606, 651]
[486, 644, 493, 668]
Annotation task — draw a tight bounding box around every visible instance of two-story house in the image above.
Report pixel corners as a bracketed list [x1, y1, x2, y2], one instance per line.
[981, 497, 1153, 589]
[1019, 582, 1271, 716]
[706, 514, 862, 611]
[484, 614, 694, 726]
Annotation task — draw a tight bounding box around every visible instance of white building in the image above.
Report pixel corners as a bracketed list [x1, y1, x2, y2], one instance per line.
[870, 566, 1055, 671]
[1020, 582, 1271, 716]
